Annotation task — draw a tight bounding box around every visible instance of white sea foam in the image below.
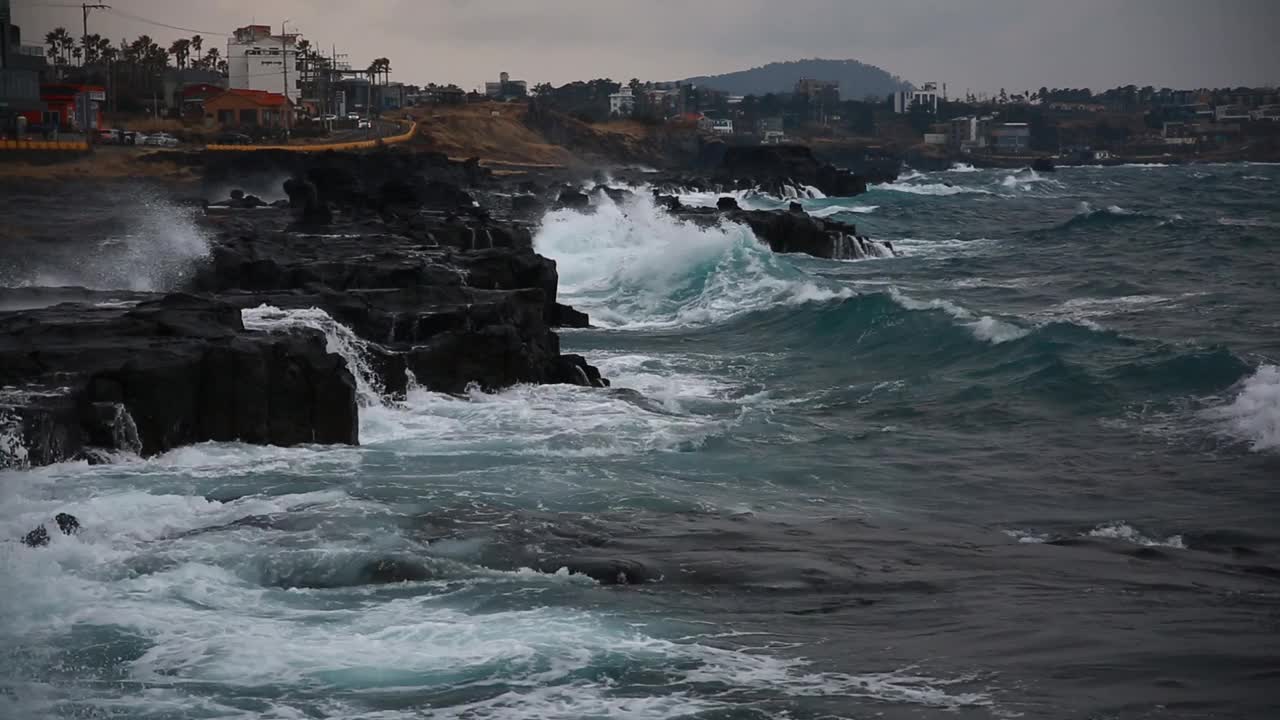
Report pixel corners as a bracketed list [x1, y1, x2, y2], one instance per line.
[1205, 365, 1280, 452]
[241, 305, 386, 409]
[1087, 522, 1186, 549]
[887, 288, 1029, 344]
[947, 163, 980, 173]
[807, 204, 879, 217]
[875, 181, 994, 196]
[534, 194, 851, 329]
[15, 193, 210, 291]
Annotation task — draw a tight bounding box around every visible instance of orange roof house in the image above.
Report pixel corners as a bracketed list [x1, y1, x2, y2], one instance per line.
[204, 89, 293, 128]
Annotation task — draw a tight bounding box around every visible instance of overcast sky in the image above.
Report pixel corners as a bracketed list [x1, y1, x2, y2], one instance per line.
[13, 0, 1280, 94]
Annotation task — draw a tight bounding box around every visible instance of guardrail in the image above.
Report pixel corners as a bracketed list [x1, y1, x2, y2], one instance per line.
[0, 140, 90, 151]
[205, 121, 417, 152]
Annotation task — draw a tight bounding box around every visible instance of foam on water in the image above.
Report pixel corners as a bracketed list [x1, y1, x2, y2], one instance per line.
[241, 304, 387, 409]
[887, 288, 1029, 344]
[534, 194, 852, 329]
[1087, 521, 1186, 549]
[874, 180, 994, 196]
[1205, 364, 1280, 452]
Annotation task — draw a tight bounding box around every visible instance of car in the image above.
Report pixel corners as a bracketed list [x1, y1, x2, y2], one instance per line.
[214, 132, 252, 145]
[143, 132, 179, 147]
[320, 114, 338, 121]
[346, 112, 361, 120]
[357, 119, 372, 129]
[95, 128, 120, 144]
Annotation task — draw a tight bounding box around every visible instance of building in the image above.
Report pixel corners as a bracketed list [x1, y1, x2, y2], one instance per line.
[335, 77, 371, 114]
[1214, 104, 1251, 122]
[923, 132, 948, 146]
[162, 69, 226, 114]
[484, 71, 527, 101]
[0, 0, 46, 135]
[227, 25, 301, 103]
[948, 114, 992, 151]
[423, 84, 465, 105]
[990, 122, 1030, 153]
[21, 83, 104, 131]
[756, 116, 783, 135]
[204, 88, 293, 128]
[1251, 105, 1280, 122]
[894, 81, 941, 114]
[795, 78, 840, 105]
[609, 86, 635, 117]
[379, 81, 406, 111]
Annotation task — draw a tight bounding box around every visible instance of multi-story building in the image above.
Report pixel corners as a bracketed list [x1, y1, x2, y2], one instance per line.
[609, 86, 635, 116]
[948, 114, 992, 151]
[485, 72, 527, 101]
[990, 122, 1030, 153]
[227, 25, 301, 103]
[0, 0, 46, 135]
[895, 82, 941, 114]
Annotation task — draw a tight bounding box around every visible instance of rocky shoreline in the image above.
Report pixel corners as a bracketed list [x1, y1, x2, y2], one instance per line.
[1, 146, 892, 469]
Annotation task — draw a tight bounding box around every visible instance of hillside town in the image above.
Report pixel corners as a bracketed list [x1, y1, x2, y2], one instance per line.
[2, 3, 1278, 164]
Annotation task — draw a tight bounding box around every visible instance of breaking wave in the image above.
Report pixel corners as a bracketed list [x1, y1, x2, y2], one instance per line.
[534, 194, 852, 329]
[1205, 365, 1280, 452]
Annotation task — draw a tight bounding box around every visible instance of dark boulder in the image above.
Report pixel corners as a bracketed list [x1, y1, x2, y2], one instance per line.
[716, 196, 740, 211]
[556, 188, 590, 210]
[20, 512, 81, 547]
[550, 302, 590, 329]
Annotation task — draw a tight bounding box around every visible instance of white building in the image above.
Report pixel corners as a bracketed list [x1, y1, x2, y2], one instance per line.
[227, 25, 300, 103]
[894, 81, 942, 114]
[609, 86, 635, 116]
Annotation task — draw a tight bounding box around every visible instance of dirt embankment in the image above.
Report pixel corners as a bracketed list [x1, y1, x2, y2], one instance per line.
[0, 147, 199, 181]
[409, 102, 688, 169]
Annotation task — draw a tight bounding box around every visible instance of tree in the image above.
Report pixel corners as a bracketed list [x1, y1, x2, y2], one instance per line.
[168, 38, 192, 69]
[190, 35, 202, 58]
[45, 27, 73, 66]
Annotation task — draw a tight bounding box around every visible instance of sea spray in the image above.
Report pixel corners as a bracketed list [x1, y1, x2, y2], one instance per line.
[241, 305, 386, 408]
[534, 194, 852, 329]
[1206, 365, 1280, 452]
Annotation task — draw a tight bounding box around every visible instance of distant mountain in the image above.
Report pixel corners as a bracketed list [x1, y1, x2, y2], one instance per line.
[683, 59, 910, 100]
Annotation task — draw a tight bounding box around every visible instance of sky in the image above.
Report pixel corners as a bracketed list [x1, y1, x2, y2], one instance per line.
[12, 0, 1280, 94]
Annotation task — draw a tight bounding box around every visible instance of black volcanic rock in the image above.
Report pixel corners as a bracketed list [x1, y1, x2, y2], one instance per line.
[671, 207, 896, 261]
[0, 292, 359, 468]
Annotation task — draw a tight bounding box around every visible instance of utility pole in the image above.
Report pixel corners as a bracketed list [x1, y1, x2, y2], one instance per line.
[81, 3, 109, 142]
[281, 20, 291, 138]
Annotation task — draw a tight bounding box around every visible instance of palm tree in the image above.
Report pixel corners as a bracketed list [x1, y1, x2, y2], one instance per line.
[190, 35, 202, 58]
[168, 38, 191, 69]
[45, 27, 73, 66]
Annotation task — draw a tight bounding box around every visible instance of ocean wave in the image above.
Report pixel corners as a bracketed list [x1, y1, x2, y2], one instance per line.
[997, 169, 1062, 192]
[947, 163, 980, 173]
[873, 181, 994, 196]
[1204, 365, 1280, 452]
[2, 192, 210, 292]
[808, 204, 879, 218]
[1087, 522, 1186, 549]
[887, 288, 1029, 344]
[534, 194, 852, 329]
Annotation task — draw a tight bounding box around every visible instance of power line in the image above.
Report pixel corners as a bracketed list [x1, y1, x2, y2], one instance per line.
[104, 8, 230, 36]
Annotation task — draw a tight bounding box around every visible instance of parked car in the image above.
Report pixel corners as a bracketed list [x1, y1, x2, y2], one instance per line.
[357, 119, 372, 129]
[143, 132, 179, 147]
[214, 132, 252, 145]
[320, 114, 338, 121]
[95, 128, 118, 144]
[346, 112, 360, 120]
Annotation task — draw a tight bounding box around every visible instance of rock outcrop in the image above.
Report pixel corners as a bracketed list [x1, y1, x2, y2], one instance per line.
[1, 150, 606, 469]
[0, 292, 359, 467]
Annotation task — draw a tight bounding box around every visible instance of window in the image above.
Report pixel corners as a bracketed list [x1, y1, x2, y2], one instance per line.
[240, 108, 258, 125]
[217, 109, 233, 124]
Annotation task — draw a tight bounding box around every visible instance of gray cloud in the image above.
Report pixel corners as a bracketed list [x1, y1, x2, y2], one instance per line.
[12, 0, 1279, 92]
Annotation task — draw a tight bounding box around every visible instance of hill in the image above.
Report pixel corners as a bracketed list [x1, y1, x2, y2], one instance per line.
[684, 59, 909, 100]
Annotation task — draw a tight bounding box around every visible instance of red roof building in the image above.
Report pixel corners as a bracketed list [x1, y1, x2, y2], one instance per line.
[203, 88, 294, 128]
[21, 83, 105, 131]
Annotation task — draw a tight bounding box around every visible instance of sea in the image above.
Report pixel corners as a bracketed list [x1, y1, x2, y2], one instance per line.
[1, 162, 1278, 719]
